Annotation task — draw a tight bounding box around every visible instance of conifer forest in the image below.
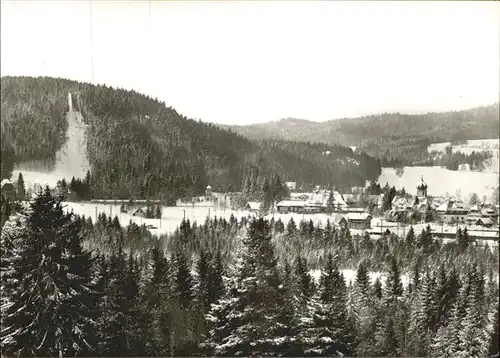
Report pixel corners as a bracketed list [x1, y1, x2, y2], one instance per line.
[1, 3, 499, 356]
[1, 190, 498, 357]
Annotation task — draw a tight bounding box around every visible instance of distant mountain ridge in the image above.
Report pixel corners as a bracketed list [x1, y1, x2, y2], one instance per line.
[224, 103, 500, 164]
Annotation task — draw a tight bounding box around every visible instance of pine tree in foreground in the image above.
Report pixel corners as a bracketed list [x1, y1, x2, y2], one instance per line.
[16, 172, 26, 201]
[488, 305, 499, 357]
[202, 218, 290, 356]
[140, 245, 173, 356]
[431, 283, 468, 357]
[1, 188, 98, 357]
[409, 270, 436, 357]
[298, 253, 355, 357]
[457, 280, 490, 358]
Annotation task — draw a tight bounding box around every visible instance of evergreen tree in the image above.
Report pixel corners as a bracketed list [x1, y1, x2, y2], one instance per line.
[286, 217, 297, 238]
[488, 306, 499, 357]
[431, 283, 468, 357]
[375, 315, 399, 357]
[424, 204, 433, 222]
[195, 249, 212, 310]
[98, 236, 135, 356]
[410, 271, 436, 356]
[277, 259, 302, 357]
[260, 177, 272, 213]
[299, 253, 355, 357]
[457, 280, 490, 358]
[434, 264, 450, 328]
[1, 188, 98, 357]
[15, 172, 26, 200]
[327, 189, 335, 213]
[142, 246, 173, 356]
[405, 226, 415, 247]
[123, 252, 146, 356]
[384, 256, 403, 305]
[458, 227, 474, 252]
[372, 277, 383, 300]
[271, 175, 285, 203]
[0, 193, 12, 229]
[155, 205, 162, 219]
[202, 218, 288, 356]
[408, 257, 421, 294]
[416, 225, 433, 252]
[355, 260, 371, 297]
[353, 260, 376, 357]
[173, 248, 193, 309]
[294, 255, 314, 301]
[274, 218, 285, 233]
[208, 249, 226, 306]
[323, 219, 333, 245]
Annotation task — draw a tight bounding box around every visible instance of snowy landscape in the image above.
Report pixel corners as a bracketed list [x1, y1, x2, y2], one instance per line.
[1, 2, 499, 358]
[376, 165, 499, 199]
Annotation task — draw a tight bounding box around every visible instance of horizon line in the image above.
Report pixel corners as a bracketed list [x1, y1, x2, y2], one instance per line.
[2, 74, 499, 126]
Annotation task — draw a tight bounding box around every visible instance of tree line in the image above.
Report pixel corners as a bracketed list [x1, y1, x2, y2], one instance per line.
[1, 189, 498, 357]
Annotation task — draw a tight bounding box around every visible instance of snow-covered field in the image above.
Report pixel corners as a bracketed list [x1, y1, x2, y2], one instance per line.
[375, 166, 499, 199]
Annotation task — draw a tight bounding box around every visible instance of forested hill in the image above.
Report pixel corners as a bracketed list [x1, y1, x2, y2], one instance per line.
[0, 76, 381, 199]
[225, 105, 500, 164]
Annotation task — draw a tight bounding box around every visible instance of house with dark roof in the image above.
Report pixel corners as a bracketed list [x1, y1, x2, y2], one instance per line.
[331, 213, 348, 229]
[436, 200, 468, 224]
[474, 217, 494, 228]
[346, 213, 372, 230]
[480, 205, 499, 223]
[276, 200, 306, 213]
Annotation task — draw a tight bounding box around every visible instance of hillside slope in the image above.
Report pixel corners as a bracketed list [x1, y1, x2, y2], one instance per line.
[0, 76, 381, 199]
[226, 105, 500, 164]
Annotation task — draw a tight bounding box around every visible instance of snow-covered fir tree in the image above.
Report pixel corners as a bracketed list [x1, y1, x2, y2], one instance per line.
[298, 253, 355, 357]
[202, 218, 292, 356]
[1, 188, 98, 357]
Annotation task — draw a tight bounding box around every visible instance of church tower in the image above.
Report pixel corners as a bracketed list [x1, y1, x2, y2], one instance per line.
[416, 175, 428, 199]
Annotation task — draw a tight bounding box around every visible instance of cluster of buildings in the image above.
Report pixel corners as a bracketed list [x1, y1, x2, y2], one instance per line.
[386, 177, 499, 228]
[244, 177, 499, 231]
[244, 185, 373, 230]
[435, 201, 498, 227]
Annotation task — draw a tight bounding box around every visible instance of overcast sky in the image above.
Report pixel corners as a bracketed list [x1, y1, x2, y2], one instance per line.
[1, 1, 499, 125]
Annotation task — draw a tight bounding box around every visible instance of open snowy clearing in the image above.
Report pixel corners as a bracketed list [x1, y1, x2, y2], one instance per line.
[375, 166, 499, 199]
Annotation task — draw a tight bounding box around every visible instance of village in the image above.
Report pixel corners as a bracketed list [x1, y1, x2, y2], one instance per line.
[240, 177, 500, 241]
[2, 175, 499, 242]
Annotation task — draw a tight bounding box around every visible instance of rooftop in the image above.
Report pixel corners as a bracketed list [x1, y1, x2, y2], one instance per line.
[346, 212, 372, 221]
[277, 200, 306, 207]
[246, 201, 261, 210]
[1, 179, 13, 188]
